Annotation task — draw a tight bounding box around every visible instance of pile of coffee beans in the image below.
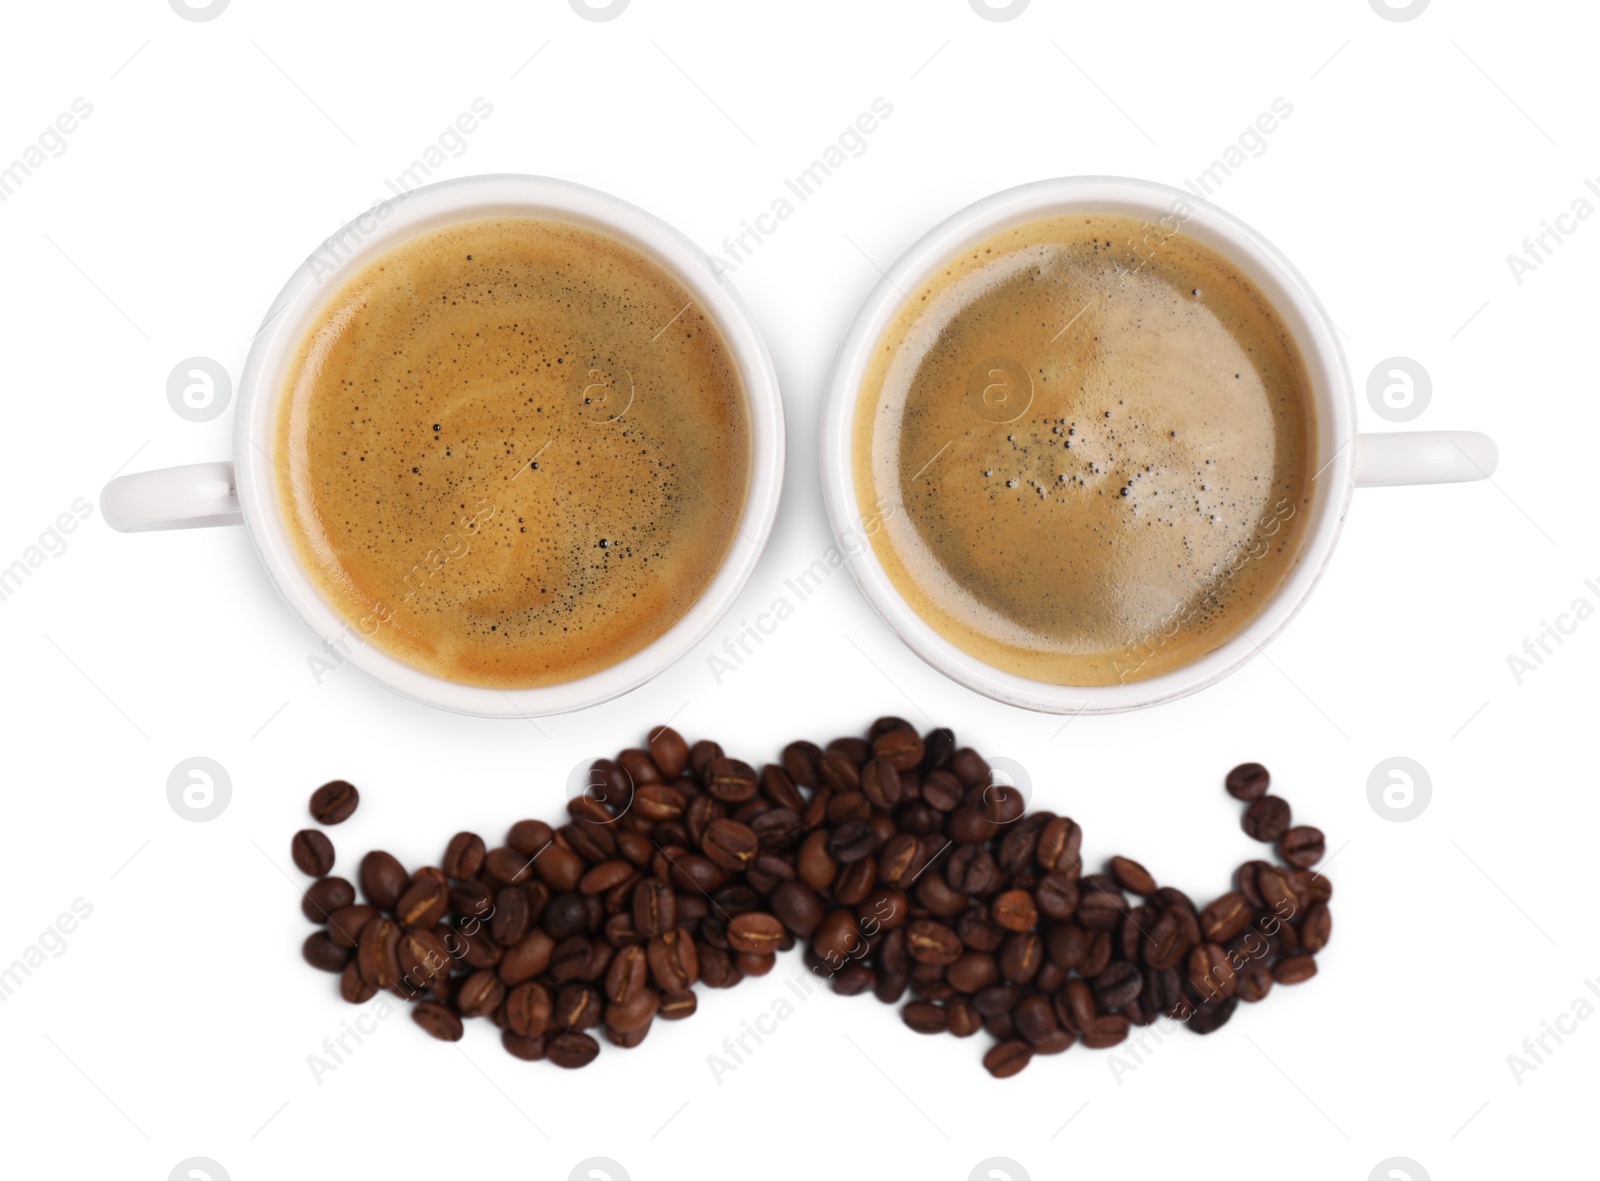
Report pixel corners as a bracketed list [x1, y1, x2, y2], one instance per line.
[294, 721, 1331, 1077]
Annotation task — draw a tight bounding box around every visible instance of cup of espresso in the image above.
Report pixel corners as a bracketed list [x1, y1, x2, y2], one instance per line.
[102, 175, 785, 716]
[819, 176, 1498, 713]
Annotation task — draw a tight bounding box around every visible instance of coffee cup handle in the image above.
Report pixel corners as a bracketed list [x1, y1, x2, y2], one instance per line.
[1354, 431, 1498, 488]
[100, 462, 243, 532]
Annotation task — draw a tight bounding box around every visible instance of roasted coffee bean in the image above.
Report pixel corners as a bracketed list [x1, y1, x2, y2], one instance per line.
[902, 1001, 949, 1034]
[340, 961, 376, 1004]
[394, 875, 449, 928]
[1142, 909, 1186, 970]
[1237, 962, 1274, 1003]
[819, 750, 862, 794]
[1077, 880, 1128, 930]
[998, 932, 1042, 984]
[1274, 954, 1318, 985]
[1280, 826, 1326, 868]
[860, 758, 903, 810]
[1110, 855, 1156, 896]
[1035, 873, 1079, 922]
[991, 889, 1038, 932]
[705, 758, 759, 803]
[507, 819, 554, 857]
[727, 913, 784, 955]
[1013, 994, 1062, 1047]
[647, 725, 690, 779]
[309, 779, 359, 825]
[302, 876, 355, 923]
[1225, 762, 1270, 800]
[699, 945, 743, 989]
[455, 970, 504, 1018]
[554, 983, 602, 1030]
[906, 920, 963, 965]
[398, 927, 450, 991]
[1201, 892, 1253, 944]
[359, 851, 409, 910]
[1046, 923, 1089, 971]
[947, 951, 999, 994]
[356, 916, 402, 989]
[1299, 902, 1332, 954]
[1187, 942, 1237, 1001]
[412, 1001, 464, 1042]
[812, 909, 865, 964]
[781, 740, 824, 787]
[326, 904, 377, 950]
[1187, 996, 1237, 1035]
[606, 987, 660, 1034]
[647, 929, 698, 991]
[872, 728, 925, 772]
[920, 771, 963, 812]
[486, 887, 530, 946]
[658, 989, 698, 1020]
[303, 932, 349, 972]
[631, 879, 676, 939]
[826, 819, 875, 863]
[292, 829, 336, 877]
[1093, 961, 1143, 1010]
[441, 831, 486, 879]
[826, 791, 872, 826]
[502, 1031, 546, 1061]
[769, 880, 825, 938]
[532, 844, 583, 892]
[700, 818, 758, 872]
[547, 1031, 600, 1069]
[983, 1040, 1033, 1079]
[579, 859, 634, 896]
[1243, 796, 1292, 843]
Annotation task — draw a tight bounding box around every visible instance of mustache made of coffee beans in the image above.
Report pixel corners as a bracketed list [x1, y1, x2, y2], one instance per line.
[294, 720, 1331, 1078]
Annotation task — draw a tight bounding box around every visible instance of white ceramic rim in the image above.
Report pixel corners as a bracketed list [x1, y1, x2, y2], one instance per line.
[818, 176, 1355, 714]
[234, 174, 786, 718]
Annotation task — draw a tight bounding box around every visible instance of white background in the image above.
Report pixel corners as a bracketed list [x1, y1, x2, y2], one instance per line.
[1, 1, 1594, 1178]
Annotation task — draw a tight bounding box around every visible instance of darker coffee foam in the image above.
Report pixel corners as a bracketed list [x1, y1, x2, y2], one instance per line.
[853, 215, 1315, 686]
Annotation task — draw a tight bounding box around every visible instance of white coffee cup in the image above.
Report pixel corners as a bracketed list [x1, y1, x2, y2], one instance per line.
[819, 176, 1497, 714]
[102, 175, 786, 717]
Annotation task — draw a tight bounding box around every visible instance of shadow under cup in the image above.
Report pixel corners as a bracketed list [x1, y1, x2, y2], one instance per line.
[820, 177, 1490, 715]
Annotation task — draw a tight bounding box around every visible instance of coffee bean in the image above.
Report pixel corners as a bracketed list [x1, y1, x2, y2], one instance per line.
[705, 758, 758, 803]
[395, 875, 449, 928]
[1187, 942, 1237, 1001]
[303, 932, 349, 972]
[1299, 902, 1332, 954]
[991, 889, 1038, 932]
[1237, 962, 1273, 1003]
[860, 758, 903, 810]
[1201, 892, 1253, 944]
[645, 725, 689, 779]
[442, 831, 486, 879]
[340, 961, 376, 1004]
[872, 728, 925, 772]
[398, 927, 450, 992]
[502, 1031, 546, 1061]
[1273, 954, 1318, 985]
[547, 1030, 600, 1068]
[826, 819, 875, 863]
[656, 989, 697, 1021]
[1243, 796, 1292, 843]
[1013, 994, 1061, 1047]
[1109, 855, 1156, 896]
[358, 851, 409, 910]
[902, 1000, 948, 1033]
[356, 916, 401, 989]
[647, 929, 698, 991]
[413, 1001, 463, 1042]
[1093, 961, 1143, 1009]
[291, 830, 336, 877]
[326, 904, 377, 950]
[309, 779, 359, 825]
[1187, 995, 1237, 1035]
[302, 876, 355, 923]
[983, 1039, 1033, 1078]
[907, 920, 963, 965]
[1225, 763, 1270, 800]
[1279, 826, 1326, 868]
[702, 818, 759, 872]
[727, 913, 785, 955]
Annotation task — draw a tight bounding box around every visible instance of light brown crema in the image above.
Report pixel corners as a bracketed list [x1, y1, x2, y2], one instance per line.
[276, 216, 750, 688]
[853, 214, 1315, 686]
